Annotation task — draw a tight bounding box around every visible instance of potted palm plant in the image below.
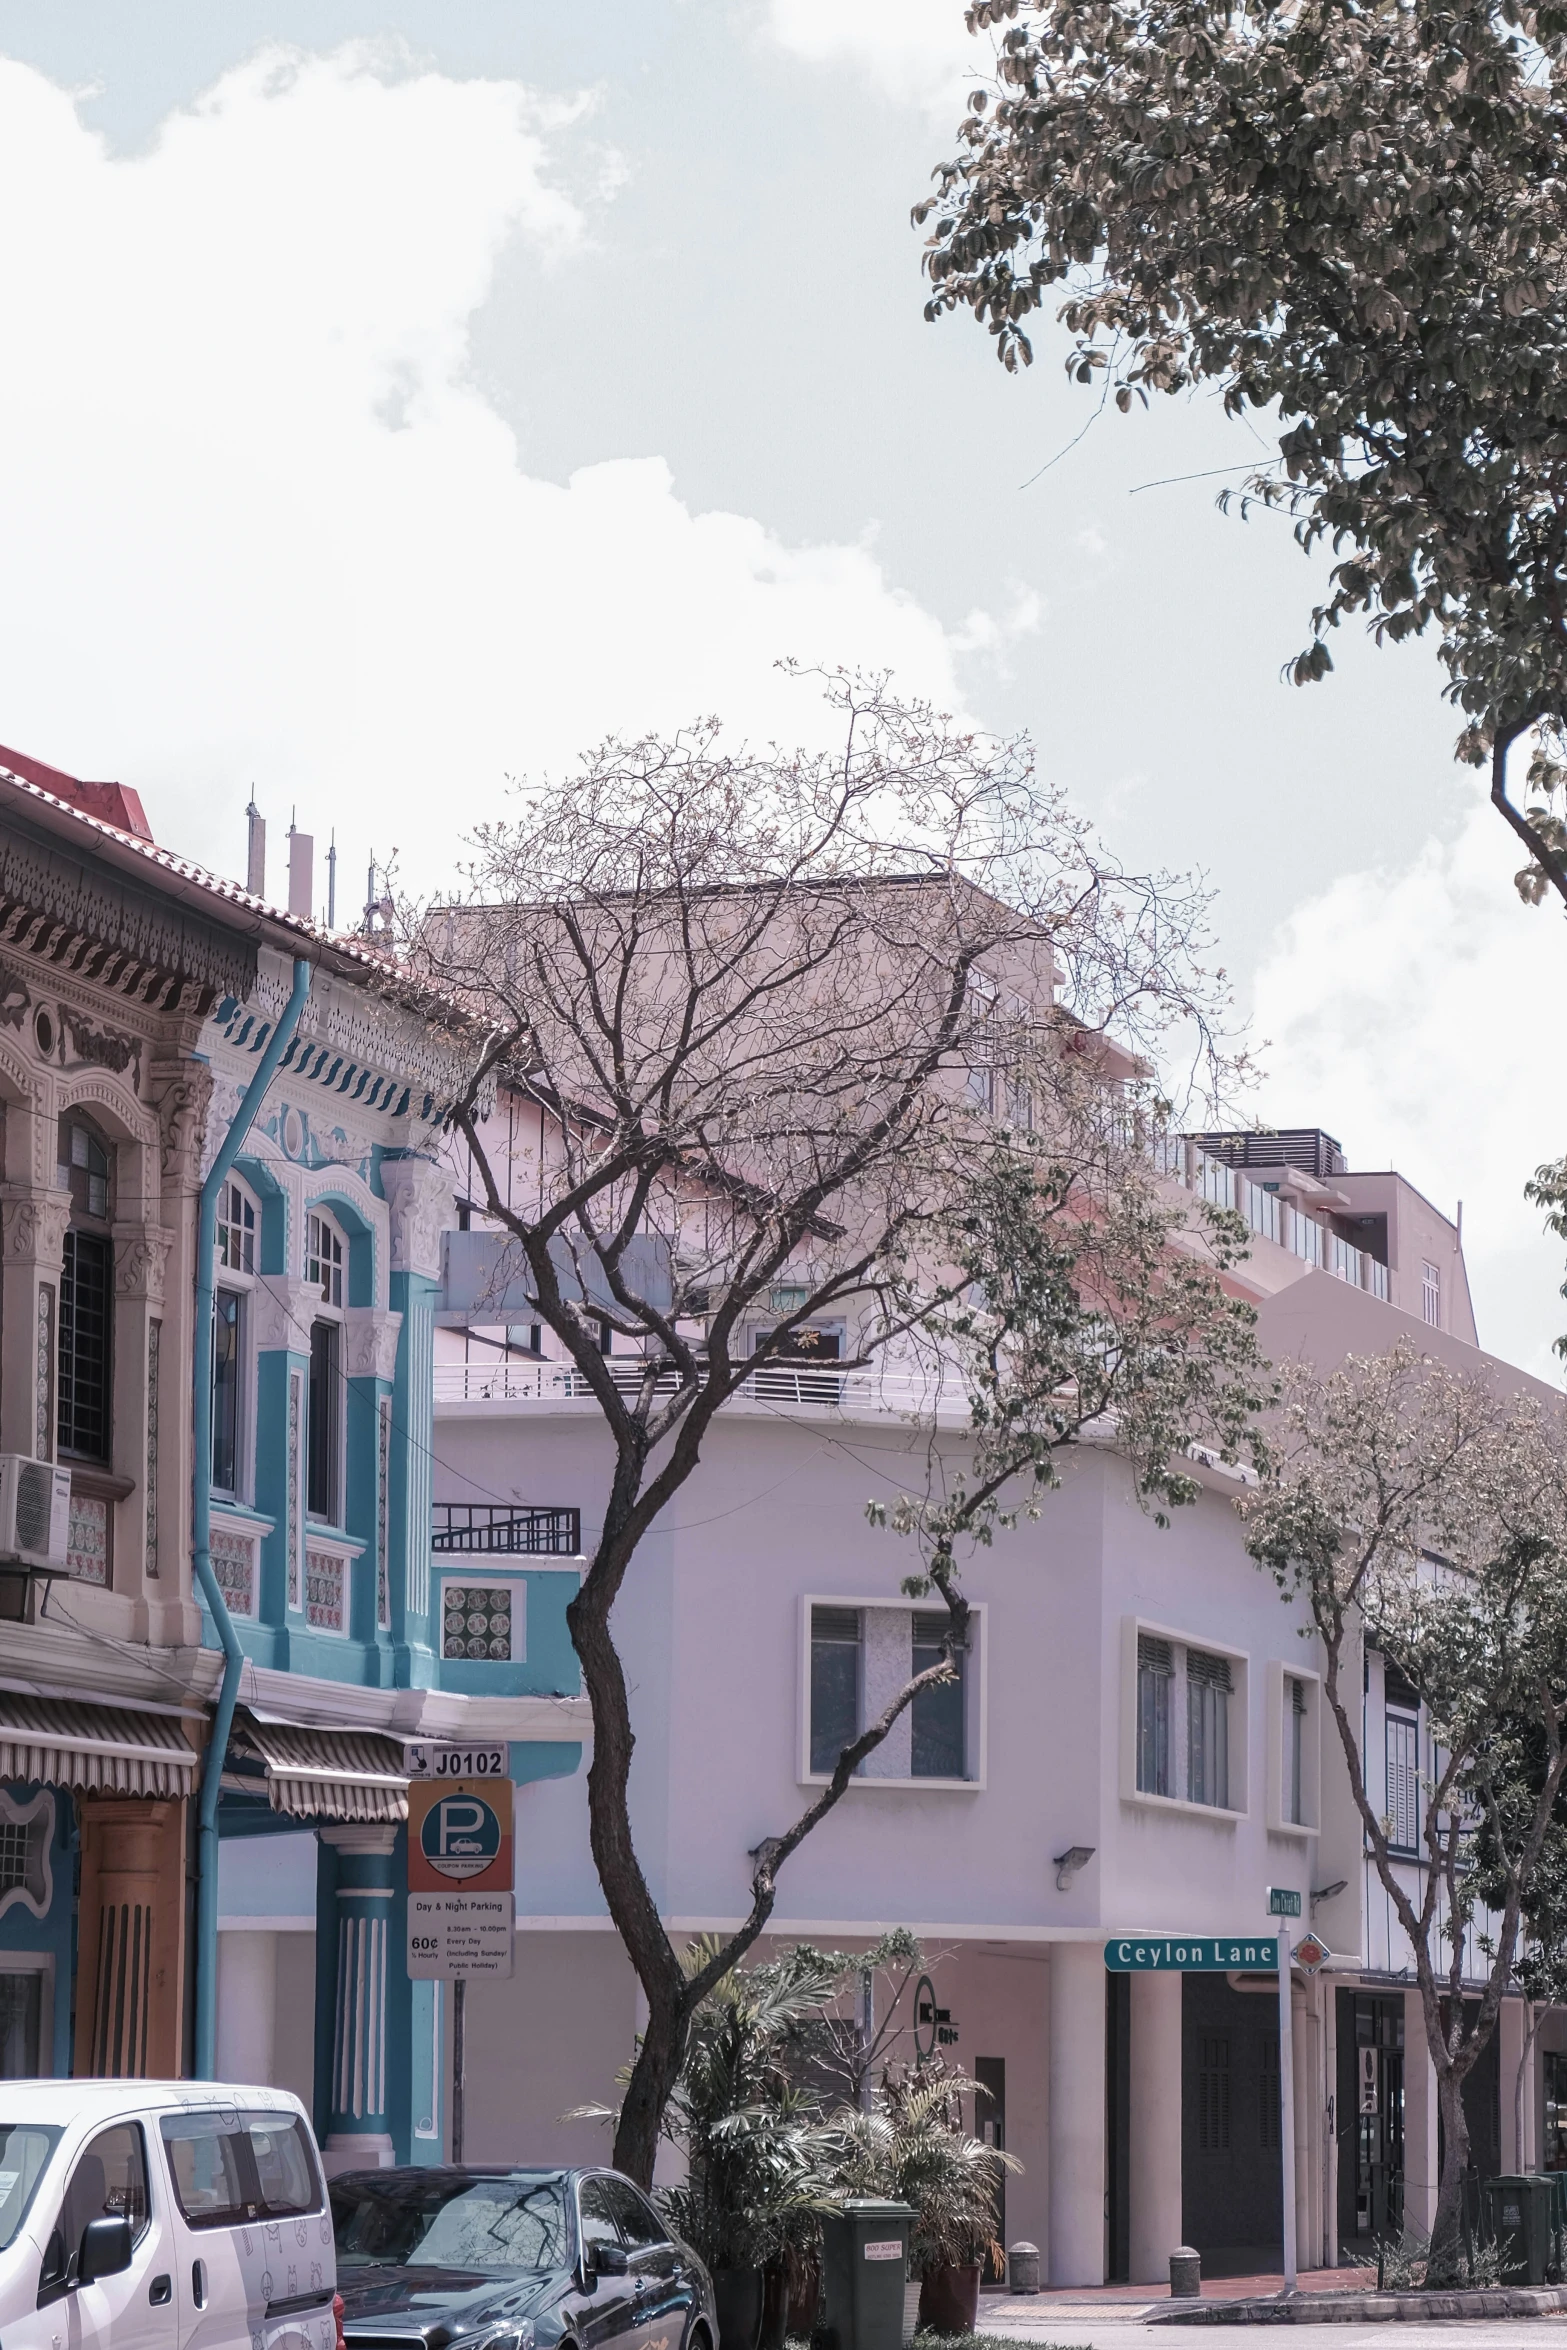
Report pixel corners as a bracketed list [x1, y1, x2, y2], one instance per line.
[832, 2062, 1018, 2337]
[655, 1940, 844, 2350]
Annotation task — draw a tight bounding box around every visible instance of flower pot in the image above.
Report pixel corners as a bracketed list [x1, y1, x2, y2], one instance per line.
[759, 2265, 789, 2350]
[712, 2266, 766, 2350]
[917, 2263, 982, 2335]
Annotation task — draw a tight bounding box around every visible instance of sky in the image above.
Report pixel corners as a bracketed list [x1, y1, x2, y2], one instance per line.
[0, 0, 1561, 1375]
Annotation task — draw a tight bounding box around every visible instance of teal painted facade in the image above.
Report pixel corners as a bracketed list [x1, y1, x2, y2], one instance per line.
[199, 952, 583, 2164]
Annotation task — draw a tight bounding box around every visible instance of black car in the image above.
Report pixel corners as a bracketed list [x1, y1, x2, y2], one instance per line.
[332, 2165, 715, 2350]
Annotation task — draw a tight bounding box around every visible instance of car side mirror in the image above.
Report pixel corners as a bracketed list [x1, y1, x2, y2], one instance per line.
[78, 2216, 134, 2286]
[588, 2241, 629, 2282]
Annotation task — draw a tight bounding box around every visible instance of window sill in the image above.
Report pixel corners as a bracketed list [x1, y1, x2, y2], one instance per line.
[801, 1772, 982, 1792]
[67, 1463, 135, 1503]
[1267, 1819, 1321, 1840]
[1124, 1787, 1246, 1823]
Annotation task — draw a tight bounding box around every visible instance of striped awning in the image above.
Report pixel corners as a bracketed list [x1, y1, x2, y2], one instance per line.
[0, 1693, 197, 1796]
[230, 1712, 409, 1821]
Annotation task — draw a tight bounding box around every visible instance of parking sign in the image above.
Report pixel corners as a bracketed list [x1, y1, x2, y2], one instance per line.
[407, 1777, 513, 1896]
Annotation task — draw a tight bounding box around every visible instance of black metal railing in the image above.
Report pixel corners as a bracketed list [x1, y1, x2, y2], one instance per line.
[431, 1503, 582, 1556]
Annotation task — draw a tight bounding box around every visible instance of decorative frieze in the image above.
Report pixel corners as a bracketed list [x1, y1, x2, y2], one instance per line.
[376, 1398, 391, 1632]
[67, 1493, 109, 1585]
[148, 1059, 214, 1190]
[286, 1371, 302, 1610]
[306, 1548, 348, 1634]
[210, 1522, 257, 1618]
[34, 1284, 53, 1460]
[66, 1015, 140, 1078]
[0, 828, 254, 1005]
[145, 1321, 160, 1577]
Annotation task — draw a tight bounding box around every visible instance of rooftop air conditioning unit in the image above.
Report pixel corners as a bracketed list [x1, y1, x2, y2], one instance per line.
[0, 1457, 73, 1567]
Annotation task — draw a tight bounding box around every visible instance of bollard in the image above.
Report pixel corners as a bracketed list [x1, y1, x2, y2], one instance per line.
[1007, 2244, 1040, 2295]
[1169, 2247, 1201, 2299]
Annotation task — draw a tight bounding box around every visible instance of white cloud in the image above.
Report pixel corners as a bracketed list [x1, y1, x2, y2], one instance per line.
[1250, 803, 1567, 1382]
[763, 0, 990, 113]
[0, 45, 985, 897]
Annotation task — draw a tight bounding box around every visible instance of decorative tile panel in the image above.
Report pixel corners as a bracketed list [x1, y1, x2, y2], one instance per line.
[210, 1524, 256, 1618]
[286, 1370, 302, 1610]
[441, 1581, 514, 1661]
[306, 1547, 347, 1633]
[67, 1493, 108, 1585]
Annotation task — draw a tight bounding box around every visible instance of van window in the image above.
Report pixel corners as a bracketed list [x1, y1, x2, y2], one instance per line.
[40, 2123, 149, 2297]
[0, 2122, 60, 2251]
[160, 2110, 321, 2229]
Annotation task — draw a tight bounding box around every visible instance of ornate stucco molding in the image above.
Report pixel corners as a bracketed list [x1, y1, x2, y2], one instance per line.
[252, 1275, 322, 1355]
[344, 1308, 403, 1384]
[0, 1186, 70, 1270]
[380, 1156, 449, 1281]
[112, 1224, 173, 1303]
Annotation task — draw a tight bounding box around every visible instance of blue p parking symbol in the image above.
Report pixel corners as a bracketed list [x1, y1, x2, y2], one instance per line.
[420, 1791, 502, 1881]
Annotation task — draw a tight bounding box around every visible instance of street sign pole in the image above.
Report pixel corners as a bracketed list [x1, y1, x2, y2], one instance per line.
[452, 1978, 467, 2164]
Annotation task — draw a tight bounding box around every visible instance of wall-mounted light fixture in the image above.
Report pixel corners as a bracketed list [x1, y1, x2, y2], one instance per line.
[1054, 1844, 1096, 1891]
[1310, 1879, 1348, 1912]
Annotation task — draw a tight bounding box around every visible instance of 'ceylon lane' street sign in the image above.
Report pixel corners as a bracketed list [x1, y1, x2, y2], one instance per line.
[1104, 1936, 1279, 1971]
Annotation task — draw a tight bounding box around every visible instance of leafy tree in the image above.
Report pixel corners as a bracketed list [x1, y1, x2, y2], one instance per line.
[917, 0, 1567, 910]
[417, 673, 1257, 2185]
[1242, 1343, 1567, 2275]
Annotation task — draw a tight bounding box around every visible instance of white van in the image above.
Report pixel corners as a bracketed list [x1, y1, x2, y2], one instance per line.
[0, 2081, 339, 2350]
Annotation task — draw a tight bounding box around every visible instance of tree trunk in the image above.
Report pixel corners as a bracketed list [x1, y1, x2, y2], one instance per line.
[612, 1970, 692, 2188]
[1429, 2063, 1472, 2284]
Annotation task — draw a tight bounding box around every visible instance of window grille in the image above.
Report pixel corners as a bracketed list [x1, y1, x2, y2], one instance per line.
[58, 1229, 112, 1460]
[307, 1320, 340, 1522]
[1288, 1675, 1306, 1826]
[1137, 1635, 1173, 1796]
[1197, 2036, 1231, 2153]
[306, 1212, 344, 1307]
[1188, 1650, 1231, 1808]
[912, 1610, 966, 1779]
[1386, 1713, 1420, 1852]
[810, 1607, 861, 1774]
[1259, 2033, 1281, 2150]
[217, 1182, 255, 1274]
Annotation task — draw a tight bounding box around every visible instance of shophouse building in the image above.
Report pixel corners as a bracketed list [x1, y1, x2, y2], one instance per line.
[0, 747, 586, 2168]
[424, 1100, 1556, 2285]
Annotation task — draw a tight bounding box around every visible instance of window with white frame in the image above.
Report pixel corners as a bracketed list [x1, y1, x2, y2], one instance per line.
[1287, 1675, 1308, 1825]
[1187, 1648, 1232, 1809]
[1125, 1621, 1246, 1811]
[805, 1601, 980, 1783]
[212, 1177, 260, 1501]
[1422, 1260, 1441, 1328]
[1137, 1634, 1174, 1796]
[305, 1208, 347, 1525]
[307, 1211, 344, 1307]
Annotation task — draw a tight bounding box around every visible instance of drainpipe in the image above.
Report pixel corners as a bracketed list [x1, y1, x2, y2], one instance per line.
[192, 955, 311, 2079]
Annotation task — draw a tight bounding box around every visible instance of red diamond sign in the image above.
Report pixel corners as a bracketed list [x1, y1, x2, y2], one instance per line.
[1293, 1932, 1330, 1973]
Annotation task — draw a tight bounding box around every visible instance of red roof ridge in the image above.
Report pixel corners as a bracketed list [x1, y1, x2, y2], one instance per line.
[0, 741, 153, 842]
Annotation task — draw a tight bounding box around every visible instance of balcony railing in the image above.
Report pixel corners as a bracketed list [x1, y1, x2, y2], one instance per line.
[431, 1502, 582, 1555]
[1160, 1138, 1391, 1300]
[433, 1355, 969, 1416]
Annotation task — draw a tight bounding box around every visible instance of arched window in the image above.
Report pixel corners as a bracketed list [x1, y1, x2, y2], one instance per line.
[57, 1115, 115, 1464]
[305, 1208, 347, 1525]
[213, 1177, 260, 1499]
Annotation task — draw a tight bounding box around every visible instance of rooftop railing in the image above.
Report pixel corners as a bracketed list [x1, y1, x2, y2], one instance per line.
[1161, 1137, 1390, 1299]
[431, 1501, 582, 1555]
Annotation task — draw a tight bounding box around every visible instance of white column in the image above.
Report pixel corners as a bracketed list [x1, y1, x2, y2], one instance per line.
[1403, 1990, 1439, 2236]
[1499, 1999, 1536, 2172]
[1128, 1970, 1183, 2284]
[1049, 1943, 1106, 2287]
[216, 1930, 278, 2086]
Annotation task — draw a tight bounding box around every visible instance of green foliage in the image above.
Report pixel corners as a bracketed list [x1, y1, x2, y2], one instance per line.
[654, 1938, 849, 2272]
[831, 2059, 1020, 2278]
[918, 0, 1567, 903]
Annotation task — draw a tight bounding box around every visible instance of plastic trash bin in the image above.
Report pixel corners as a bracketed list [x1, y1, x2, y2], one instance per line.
[819, 2201, 915, 2350]
[1482, 2174, 1554, 2285]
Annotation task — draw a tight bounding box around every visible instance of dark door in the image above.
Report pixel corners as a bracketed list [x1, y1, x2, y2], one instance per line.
[1181, 1976, 1284, 2272]
[601, 2177, 690, 2350]
[1336, 1991, 1405, 2251]
[575, 2177, 639, 2350]
[974, 2057, 1007, 2275]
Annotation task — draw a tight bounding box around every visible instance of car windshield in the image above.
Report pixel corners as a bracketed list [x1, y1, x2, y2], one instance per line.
[0, 2123, 61, 2253]
[333, 2174, 570, 2273]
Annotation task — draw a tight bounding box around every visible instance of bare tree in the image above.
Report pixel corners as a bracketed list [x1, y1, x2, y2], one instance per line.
[417, 672, 1249, 2185]
[1243, 1344, 1567, 2277]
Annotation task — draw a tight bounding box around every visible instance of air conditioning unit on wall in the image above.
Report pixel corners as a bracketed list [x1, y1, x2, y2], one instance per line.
[0, 1457, 72, 1567]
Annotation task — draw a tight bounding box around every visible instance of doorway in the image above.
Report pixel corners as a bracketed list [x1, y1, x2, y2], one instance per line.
[975, 2055, 1007, 2279]
[1336, 1991, 1405, 2252]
